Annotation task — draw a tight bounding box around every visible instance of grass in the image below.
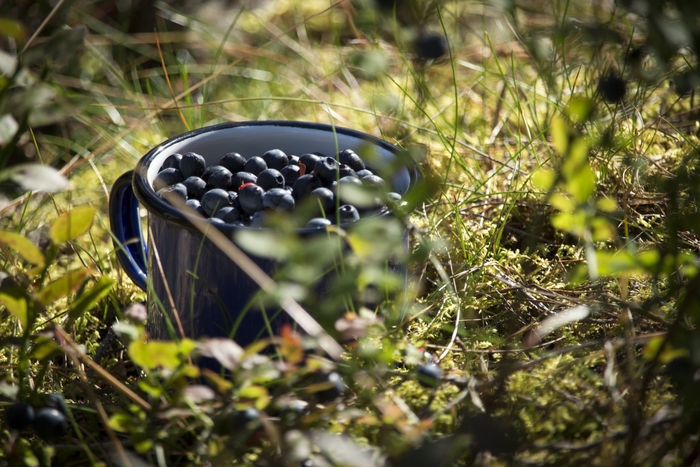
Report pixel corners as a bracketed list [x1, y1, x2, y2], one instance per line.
[2, 0, 700, 465]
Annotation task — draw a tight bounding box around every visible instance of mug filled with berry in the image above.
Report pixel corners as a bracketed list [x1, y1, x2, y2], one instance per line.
[109, 121, 419, 346]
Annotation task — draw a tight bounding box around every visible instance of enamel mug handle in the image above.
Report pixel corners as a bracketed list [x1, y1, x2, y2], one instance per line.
[109, 171, 148, 290]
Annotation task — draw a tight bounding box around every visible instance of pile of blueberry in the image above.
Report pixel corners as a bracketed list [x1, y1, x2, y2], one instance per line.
[153, 148, 402, 228]
[4, 394, 69, 443]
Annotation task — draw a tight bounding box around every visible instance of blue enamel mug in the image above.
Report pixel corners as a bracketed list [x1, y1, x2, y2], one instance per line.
[108, 121, 417, 346]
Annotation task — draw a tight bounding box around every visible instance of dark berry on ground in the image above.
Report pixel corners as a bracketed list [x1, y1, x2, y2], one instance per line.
[313, 372, 345, 403]
[186, 199, 206, 216]
[306, 218, 331, 229]
[257, 169, 285, 191]
[154, 168, 184, 191]
[338, 164, 357, 179]
[201, 188, 232, 216]
[288, 155, 300, 166]
[239, 184, 265, 215]
[338, 149, 366, 172]
[232, 172, 257, 192]
[314, 157, 339, 184]
[183, 176, 207, 199]
[278, 400, 308, 427]
[263, 188, 295, 211]
[416, 362, 443, 388]
[209, 217, 225, 226]
[356, 169, 374, 178]
[292, 174, 323, 199]
[361, 174, 387, 191]
[299, 154, 321, 174]
[200, 166, 216, 183]
[179, 152, 206, 178]
[214, 206, 236, 220]
[281, 165, 301, 186]
[261, 149, 289, 170]
[244, 156, 267, 176]
[157, 183, 187, 202]
[160, 153, 183, 171]
[337, 204, 360, 223]
[45, 394, 68, 416]
[598, 73, 627, 103]
[34, 407, 68, 443]
[310, 187, 335, 215]
[220, 152, 246, 173]
[414, 33, 448, 60]
[5, 402, 34, 430]
[207, 166, 233, 190]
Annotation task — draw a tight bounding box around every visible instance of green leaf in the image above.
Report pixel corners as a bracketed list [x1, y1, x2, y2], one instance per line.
[49, 206, 96, 244]
[108, 413, 132, 433]
[37, 268, 92, 305]
[595, 251, 643, 276]
[0, 230, 45, 266]
[0, 50, 16, 77]
[0, 288, 29, 328]
[66, 276, 114, 324]
[531, 169, 556, 191]
[550, 116, 569, 155]
[234, 229, 295, 260]
[567, 97, 592, 124]
[562, 138, 590, 178]
[31, 336, 61, 360]
[567, 163, 596, 203]
[129, 338, 195, 370]
[0, 17, 26, 40]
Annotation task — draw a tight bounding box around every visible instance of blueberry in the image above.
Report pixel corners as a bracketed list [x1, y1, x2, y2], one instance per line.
[338, 149, 365, 172]
[34, 407, 68, 443]
[239, 184, 265, 215]
[222, 207, 243, 223]
[299, 153, 321, 174]
[186, 198, 207, 216]
[280, 165, 301, 187]
[263, 188, 295, 211]
[336, 176, 364, 203]
[232, 172, 258, 192]
[244, 156, 267, 176]
[416, 362, 442, 388]
[201, 166, 216, 183]
[159, 153, 183, 171]
[292, 174, 323, 200]
[337, 205, 360, 223]
[261, 149, 289, 171]
[414, 33, 448, 60]
[314, 157, 339, 184]
[220, 152, 246, 173]
[180, 152, 207, 179]
[356, 169, 374, 178]
[201, 188, 233, 216]
[306, 218, 331, 229]
[310, 187, 335, 215]
[361, 174, 386, 191]
[209, 217, 225, 226]
[598, 73, 626, 103]
[278, 400, 308, 427]
[154, 167, 184, 191]
[5, 402, 34, 430]
[250, 210, 269, 227]
[257, 168, 285, 191]
[338, 164, 357, 179]
[183, 176, 207, 199]
[214, 206, 236, 220]
[157, 183, 187, 202]
[44, 394, 68, 416]
[288, 155, 300, 166]
[207, 166, 233, 190]
[386, 191, 402, 202]
[312, 372, 345, 403]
